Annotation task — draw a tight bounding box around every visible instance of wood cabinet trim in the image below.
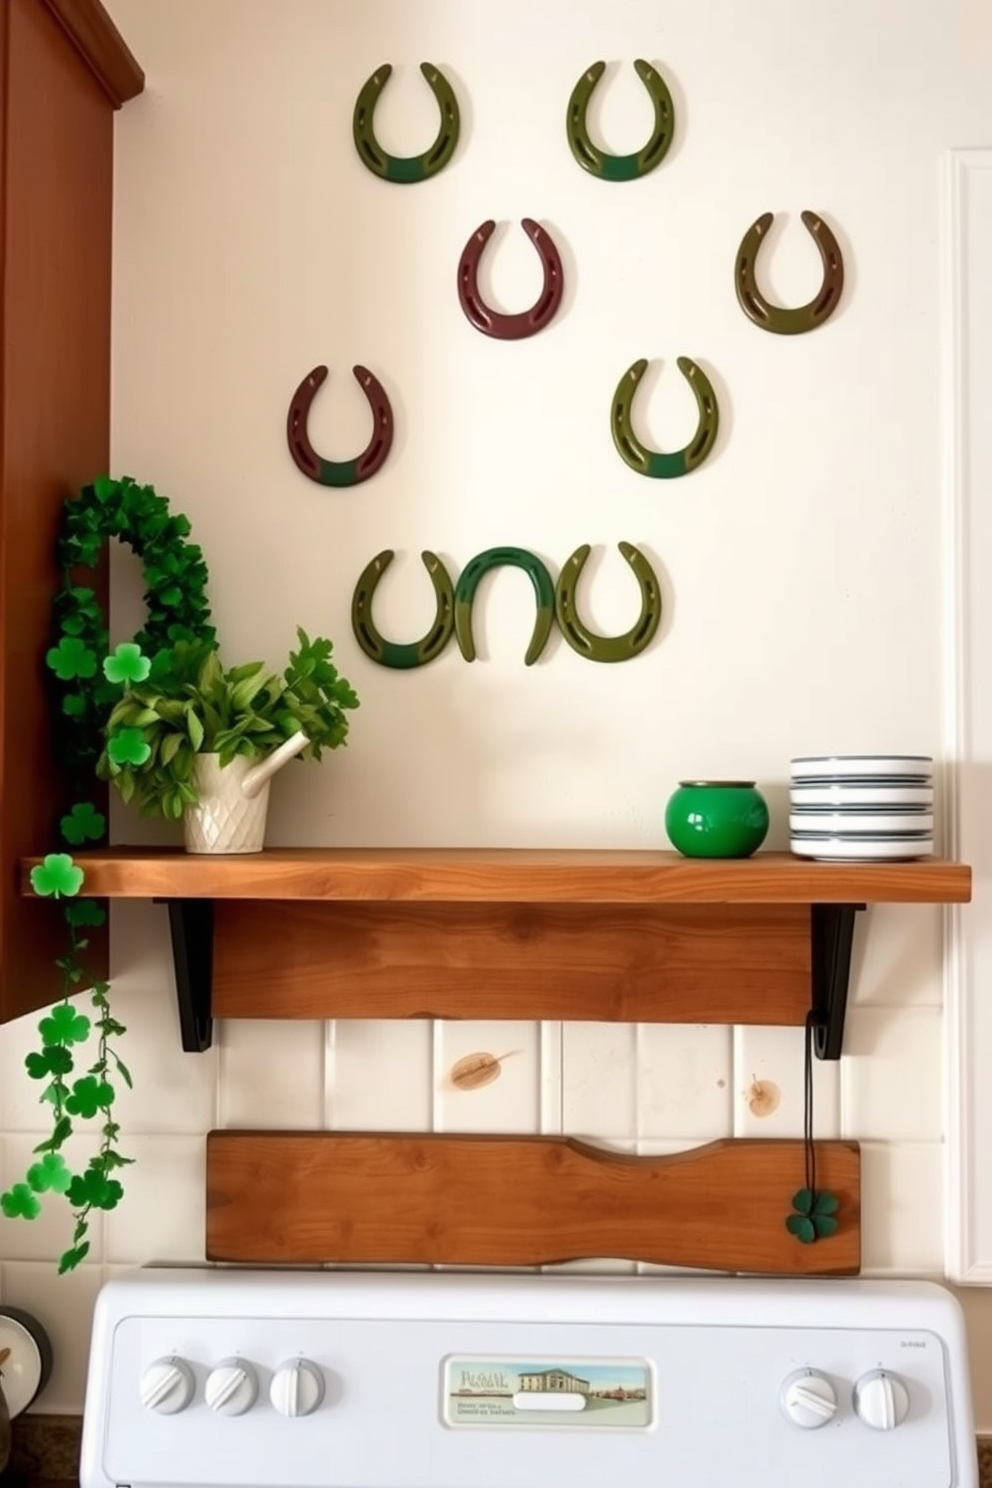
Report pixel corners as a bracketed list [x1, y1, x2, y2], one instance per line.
[41, 0, 144, 107]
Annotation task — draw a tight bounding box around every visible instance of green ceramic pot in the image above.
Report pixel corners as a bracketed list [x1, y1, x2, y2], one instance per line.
[665, 780, 769, 858]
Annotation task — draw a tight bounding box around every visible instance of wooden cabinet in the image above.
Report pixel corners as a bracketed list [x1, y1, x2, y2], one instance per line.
[0, 1, 141, 1022]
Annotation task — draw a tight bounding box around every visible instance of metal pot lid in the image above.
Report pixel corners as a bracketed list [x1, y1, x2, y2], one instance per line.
[0, 1307, 53, 1417]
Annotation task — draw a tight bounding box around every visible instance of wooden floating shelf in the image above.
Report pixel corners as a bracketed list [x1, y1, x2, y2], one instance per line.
[20, 849, 971, 1060]
[205, 1131, 862, 1276]
[20, 847, 973, 904]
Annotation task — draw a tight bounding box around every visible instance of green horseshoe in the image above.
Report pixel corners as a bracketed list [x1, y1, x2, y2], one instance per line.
[611, 357, 719, 478]
[555, 543, 662, 662]
[351, 550, 455, 669]
[735, 210, 844, 334]
[353, 63, 460, 184]
[566, 59, 675, 181]
[454, 547, 556, 666]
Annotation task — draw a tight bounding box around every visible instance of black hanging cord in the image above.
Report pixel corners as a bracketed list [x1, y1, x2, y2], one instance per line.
[804, 1008, 817, 1198]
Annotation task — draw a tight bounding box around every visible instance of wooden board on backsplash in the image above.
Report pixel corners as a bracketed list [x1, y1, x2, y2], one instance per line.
[206, 1133, 861, 1275]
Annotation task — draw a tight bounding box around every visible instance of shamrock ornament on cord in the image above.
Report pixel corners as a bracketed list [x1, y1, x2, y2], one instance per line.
[785, 1012, 840, 1245]
[786, 1187, 840, 1244]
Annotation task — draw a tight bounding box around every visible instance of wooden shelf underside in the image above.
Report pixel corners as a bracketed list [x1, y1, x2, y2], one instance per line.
[22, 848, 972, 905]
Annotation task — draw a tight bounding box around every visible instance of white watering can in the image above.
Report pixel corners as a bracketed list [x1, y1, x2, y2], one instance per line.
[183, 729, 308, 855]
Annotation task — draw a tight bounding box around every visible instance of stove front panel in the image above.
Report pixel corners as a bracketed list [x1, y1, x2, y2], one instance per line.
[80, 1271, 977, 1488]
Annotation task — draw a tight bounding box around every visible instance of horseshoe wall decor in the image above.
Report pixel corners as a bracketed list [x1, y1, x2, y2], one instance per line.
[457, 219, 565, 340]
[351, 550, 454, 669]
[454, 547, 556, 665]
[611, 357, 719, 478]
[286, 364, 394, 488]
[555, 543, 662, 662]
[735, 210, 844, 334]
[566, 59, 675, 181]
[352, 63, 460, 184]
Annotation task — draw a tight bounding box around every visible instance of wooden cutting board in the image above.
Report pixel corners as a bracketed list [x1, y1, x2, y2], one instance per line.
[206, 1132, 860, 1275]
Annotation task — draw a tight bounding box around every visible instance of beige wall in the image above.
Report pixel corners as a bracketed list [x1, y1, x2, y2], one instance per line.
[0, 0, 989, 1425]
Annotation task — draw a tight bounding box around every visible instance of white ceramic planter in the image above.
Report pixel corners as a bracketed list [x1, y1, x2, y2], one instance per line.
[183, 730, 308, 854]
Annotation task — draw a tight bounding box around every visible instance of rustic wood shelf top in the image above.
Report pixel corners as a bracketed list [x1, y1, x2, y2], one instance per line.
[21, 848, 972, 905]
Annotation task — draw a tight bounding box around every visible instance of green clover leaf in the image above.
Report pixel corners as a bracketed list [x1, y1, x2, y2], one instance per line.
[60, 802, 107, 845]
[33, 1116, 73, 1152]
[66, 1168, 123, 1211]
[107, 727, 152, 767]
[46, 636, 98, 682]
[57, 1241, 91, 1273]
[786, 1188, 840, 1244]
[64, 1076, 115, 1119]
[26, 1153, 73, 1195]
[38, 1004, 91, 1047]
[64, 898, 107, 928]
[30, 853, 85, 898]
[25, 1046, 73, 1079]
[103, 642, 151, 686]
[1, 1183, 42, 1220]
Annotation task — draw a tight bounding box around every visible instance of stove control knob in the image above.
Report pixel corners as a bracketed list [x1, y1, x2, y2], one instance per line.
[270, 1359, 325, 1417]
[205, 1357, 259, 1416]
[141, 1356, 195, 1415]
[779, 1370, 838, 1429]
[853, 1369, 910, 1430]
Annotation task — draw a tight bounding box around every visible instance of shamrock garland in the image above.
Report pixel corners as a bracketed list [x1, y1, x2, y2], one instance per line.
[0, 476, 216, 1272]
[49, 474, 215, 779]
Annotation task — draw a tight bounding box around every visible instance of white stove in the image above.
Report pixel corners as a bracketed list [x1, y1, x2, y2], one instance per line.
[80, 1269, 977, 1488]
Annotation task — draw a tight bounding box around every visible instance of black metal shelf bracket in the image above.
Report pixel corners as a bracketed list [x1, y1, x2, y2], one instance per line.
[161, 898, 214, 1052]
[810, 902, 864, 1060]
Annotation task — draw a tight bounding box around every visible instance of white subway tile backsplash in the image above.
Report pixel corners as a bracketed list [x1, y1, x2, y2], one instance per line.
[110, 985, 218, 1136]
[538, 1022, 563, 1133]
[562, 1023, 637, 1138]
[217, 1019, 322, 1128]
[109, 899, 172, 982]
[434, 1021, 541, 1133]
[0, 1260, 102, 1413]
[637, 1024, 734, 1140]
[733, 1025, 840, 1138]
[849, 905, 944, 1008]
[103, 1135, 205, 1265]
[330, 1020, 432, 1129]
[859, 1142, 943, 1274]
[841, 1007, 942, 1141]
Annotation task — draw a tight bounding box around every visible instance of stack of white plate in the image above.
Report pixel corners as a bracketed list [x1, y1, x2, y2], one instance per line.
[789, 755, 934, 860]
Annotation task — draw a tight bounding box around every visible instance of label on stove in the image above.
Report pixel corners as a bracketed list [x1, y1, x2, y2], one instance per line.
[442, 1356, 652, 1428]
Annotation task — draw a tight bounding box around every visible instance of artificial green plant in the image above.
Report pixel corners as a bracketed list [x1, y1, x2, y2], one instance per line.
[98, 629, 358, 820]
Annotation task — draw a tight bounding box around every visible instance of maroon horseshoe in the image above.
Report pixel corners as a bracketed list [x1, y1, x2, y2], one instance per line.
[456, 218, 565, 340]
[286, 364, 394, 487]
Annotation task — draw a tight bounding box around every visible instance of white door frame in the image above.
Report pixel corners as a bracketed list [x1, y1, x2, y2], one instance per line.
[944, 146, 992, 1283]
